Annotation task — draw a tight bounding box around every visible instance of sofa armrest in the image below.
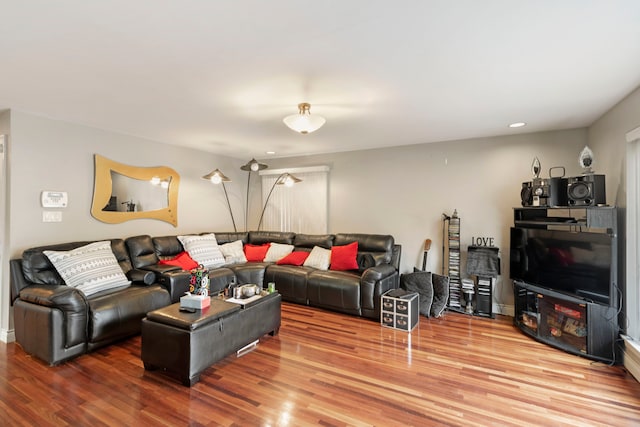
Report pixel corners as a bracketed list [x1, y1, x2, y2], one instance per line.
[361, 264, 397, 284]
[154, 270, 192, 303]
[17, 284, 88, 349]
[141, 264, 182, 274]
[360, 264, 399, 319]
[126, 268, 156, 285]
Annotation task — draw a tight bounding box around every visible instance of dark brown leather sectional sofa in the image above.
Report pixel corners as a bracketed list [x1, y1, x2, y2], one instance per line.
[10, 231, 401, 365]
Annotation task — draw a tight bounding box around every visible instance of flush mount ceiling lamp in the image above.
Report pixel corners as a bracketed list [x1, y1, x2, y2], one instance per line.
[283, 102, 326, 134]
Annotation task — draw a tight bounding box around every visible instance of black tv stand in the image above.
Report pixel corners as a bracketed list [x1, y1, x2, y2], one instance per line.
[514, 281, 617, 363]
[511, 206, 619, 363]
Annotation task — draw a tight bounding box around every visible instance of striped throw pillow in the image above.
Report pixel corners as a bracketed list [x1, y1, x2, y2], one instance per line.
[178, 233, 226, 269]
[44, 241, 131, 296]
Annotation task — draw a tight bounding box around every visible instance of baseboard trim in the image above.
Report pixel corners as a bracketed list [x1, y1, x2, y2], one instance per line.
[622, 335, 640, 383]
[0, 328, 15, 343]
[494, 304, 515, 317]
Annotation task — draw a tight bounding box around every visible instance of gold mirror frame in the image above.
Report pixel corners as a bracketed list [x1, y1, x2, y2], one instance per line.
[91, 154, 180, 226]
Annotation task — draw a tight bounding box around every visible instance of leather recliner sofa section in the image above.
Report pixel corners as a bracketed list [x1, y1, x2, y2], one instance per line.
[10, 231, 401, 366]
[126, 231, 401, 318]
[10, 239, 171, 365]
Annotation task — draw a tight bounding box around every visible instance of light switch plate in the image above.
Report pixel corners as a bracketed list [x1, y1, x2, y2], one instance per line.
[43, 211, 62, 222]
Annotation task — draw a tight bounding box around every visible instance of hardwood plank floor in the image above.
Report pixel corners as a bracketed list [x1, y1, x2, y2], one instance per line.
[1, 302, 639, 426]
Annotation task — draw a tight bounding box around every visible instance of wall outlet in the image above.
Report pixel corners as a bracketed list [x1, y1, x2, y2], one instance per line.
[42, 211, 62, 222]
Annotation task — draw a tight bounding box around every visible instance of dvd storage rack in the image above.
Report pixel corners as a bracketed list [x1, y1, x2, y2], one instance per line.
[447, 210, 462, 310]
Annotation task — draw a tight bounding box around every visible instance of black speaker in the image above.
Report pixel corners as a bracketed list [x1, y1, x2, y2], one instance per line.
[521, 182, 532, 206]
[548, 177, 568, 207]
[526, 177, 570, 207]
[567, 174, 606, 206]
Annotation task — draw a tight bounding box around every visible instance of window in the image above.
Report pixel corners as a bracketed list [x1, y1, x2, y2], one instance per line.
[259, 166, 329, 233]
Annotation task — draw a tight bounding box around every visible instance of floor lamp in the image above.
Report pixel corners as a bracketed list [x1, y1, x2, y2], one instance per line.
[257, 173, 302, 231]
[240, 158, 268, 231]
[202, 168, 237, 232]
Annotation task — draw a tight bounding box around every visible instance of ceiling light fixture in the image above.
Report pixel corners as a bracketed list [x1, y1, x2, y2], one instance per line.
[283, 102, 326, 134]
[509, 122, 526, 128]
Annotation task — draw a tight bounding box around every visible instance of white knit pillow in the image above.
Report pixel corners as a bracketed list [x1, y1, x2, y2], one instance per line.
[263, 242, 294, 263]
[219, 239, 247, 265]
[44, 241, 131, 296]
[178, 233, 225, 269]
[303, 246, 331, 270]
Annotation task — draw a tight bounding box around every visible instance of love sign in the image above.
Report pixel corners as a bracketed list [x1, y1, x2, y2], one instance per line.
[471, 237, 495, 247]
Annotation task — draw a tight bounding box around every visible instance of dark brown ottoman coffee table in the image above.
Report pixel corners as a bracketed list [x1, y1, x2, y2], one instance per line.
[141, 292, 281, 386]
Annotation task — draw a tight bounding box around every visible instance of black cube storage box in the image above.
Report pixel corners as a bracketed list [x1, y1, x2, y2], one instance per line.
[381, 289, 419, 331]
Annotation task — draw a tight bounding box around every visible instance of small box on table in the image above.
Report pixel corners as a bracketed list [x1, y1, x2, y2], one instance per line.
[381, 289, 419, 331]
[180, 294, 211, 310]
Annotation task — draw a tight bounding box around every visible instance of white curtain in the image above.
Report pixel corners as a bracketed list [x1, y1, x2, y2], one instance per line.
[259, 166, 329, 233]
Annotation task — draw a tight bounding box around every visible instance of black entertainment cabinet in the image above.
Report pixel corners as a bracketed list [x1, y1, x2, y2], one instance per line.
[511, 207, 619, 363]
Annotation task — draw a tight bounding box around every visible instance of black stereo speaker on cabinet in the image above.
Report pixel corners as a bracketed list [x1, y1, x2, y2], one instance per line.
[526, 177, 568, 207]
[521, 182, 533, 206]
[567, 174, 606, 206]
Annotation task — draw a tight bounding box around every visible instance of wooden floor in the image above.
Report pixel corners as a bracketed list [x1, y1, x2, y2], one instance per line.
[1, 303, 640, 427]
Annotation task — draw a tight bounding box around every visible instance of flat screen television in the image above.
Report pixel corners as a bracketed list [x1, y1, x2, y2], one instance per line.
[510, 227, 614, 306]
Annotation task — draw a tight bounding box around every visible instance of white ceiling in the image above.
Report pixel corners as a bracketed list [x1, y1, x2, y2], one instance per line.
[2, 1, 640, 160]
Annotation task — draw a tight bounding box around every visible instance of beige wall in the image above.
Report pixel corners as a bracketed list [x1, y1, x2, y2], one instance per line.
[3, 104, 632, 339]
[0, 110, 10, 340]
[588, 85, 640, 339]
[261, 129, 587, 314]
[0, 111, 249, 340]
[6, 111, 247, 257]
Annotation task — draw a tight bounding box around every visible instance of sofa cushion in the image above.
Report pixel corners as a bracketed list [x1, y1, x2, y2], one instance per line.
[303, 246, 331, 270]
[293, 233, 334, 250]
[248, 231, 295, 245]
[177, 234, 225, 269]
[276, 251, 310, 266]
[264, 264, 313, 304]
[44, 241, 131, 297]
[125, 235, 159, 269]
[264, 243, 294, 262]
[244, 243, 270, 262]
[334, 233, 394, 265]
[330, 242, 359, 271]
[307, 269, 361, 315]
[158, 251, 198, 270]
[87, 283, 170, 346]
[219, 239, 247, 265]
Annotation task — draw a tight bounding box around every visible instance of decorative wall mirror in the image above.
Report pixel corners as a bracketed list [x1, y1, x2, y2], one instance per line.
[91, 154, 180, 226]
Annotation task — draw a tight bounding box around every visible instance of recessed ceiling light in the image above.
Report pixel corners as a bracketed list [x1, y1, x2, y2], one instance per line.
[265, 151, 276, 155]
[509, 122, 526, 128]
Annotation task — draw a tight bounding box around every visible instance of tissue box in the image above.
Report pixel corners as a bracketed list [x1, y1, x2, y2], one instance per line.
[180, 294, 211, 310]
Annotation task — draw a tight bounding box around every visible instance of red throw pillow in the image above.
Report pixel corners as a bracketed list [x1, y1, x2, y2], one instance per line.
[330, 241, 359, 271]
[244, 243, 271, 262]
[158, 251, 199, 270]
[276, 251, 310, 266]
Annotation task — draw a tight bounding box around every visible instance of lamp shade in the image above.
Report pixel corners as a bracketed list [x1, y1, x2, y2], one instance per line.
[283, 103, 326, 134]
[240, 158, 268, 172]
[202, 169, 231, 184]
